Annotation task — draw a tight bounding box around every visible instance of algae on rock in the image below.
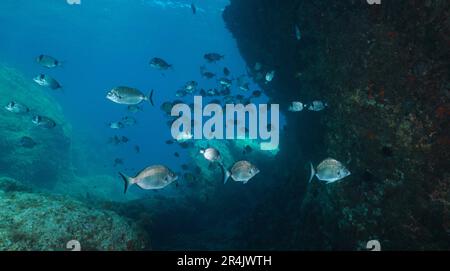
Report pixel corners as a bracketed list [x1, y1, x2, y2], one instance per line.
[0, 177, 148, 251]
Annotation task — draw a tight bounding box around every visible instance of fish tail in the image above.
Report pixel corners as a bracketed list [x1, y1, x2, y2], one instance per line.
[308, 162, 315, 183]
[148, 89, 154, 106]
[119, 172, 133, 194]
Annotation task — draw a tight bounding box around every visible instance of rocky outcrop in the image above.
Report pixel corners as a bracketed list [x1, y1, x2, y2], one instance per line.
[223, 0, 449, 250]
[0, 177, 148, 250]
[0, 65, 72, 189]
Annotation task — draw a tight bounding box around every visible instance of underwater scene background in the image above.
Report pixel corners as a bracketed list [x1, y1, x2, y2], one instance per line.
[0, 0, 448, 250]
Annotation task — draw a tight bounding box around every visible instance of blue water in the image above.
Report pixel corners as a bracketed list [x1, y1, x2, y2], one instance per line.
[0, 0, 290, 250]
[0, 0, 269, 187]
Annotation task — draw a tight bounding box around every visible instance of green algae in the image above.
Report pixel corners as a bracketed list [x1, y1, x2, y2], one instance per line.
[0, 177, 148, 251]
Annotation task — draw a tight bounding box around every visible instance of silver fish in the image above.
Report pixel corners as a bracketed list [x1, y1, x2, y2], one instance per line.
[176, 89, 187, 97]
[33, 74, 62, 90]
[4, 101, 30, 114]
[19, 136, 37, 148]
[204, 53, 224, 63]
[218, 77, 232, 88]
[109, 121, 124, 129]
[106, 87, 154, 106]
[239, 82, 250, 92]
[265, 70, 275, 83]
[288, 101, 304, 112]
[308, 101, 327, 111]
[309, 158, 350, 183]
[150, 57, 172, 70]
[127, 105, 143, 113]
[32, 115, 56, 129]
[224, 160, 259, 184]
[200, 147, 221, 163]
[184, 81, 198, 93]
[119, 165, 178, 193]
[36, 54, 61, 68]
[122, 116, 137, 127]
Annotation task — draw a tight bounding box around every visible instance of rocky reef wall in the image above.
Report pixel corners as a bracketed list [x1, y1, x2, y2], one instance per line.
[223, 0, 449, 250]
[0, 65, 73, 189]
[0, 177, 148, 250]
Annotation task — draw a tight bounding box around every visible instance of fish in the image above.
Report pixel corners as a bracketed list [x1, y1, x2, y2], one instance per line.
[204, 53, 224, 63]
[191, 3, 196, 14]
[4, 101, 30, 114]
[108, 136, 122, 145]
[149, 57, 172, 70]
[106, 87, 154, 106]
[121, 136, 129, 143]
[119, 165, 178, 193]
[223, 67, 230, 76]
[207, 88, 220, 96]
[200, 147, 221, 163]
[176, 89, 187, 97]
[174, 152, 180, 158]
[134, 145, 140, 153]
[179, 141, 192, 149]
[184, 81, 198, 93]
[288, 101, 304, 112]
[235, 94, 245, 101]
[122, 116, 137, 126]
[309, 158, 351, 183]
[175, 130, 193, 141]
[19, 136, 37, 148]
[254, 62, 262, 71]
[223, 160, 259, 184]
[295, 24, 301, 41]
[243, 145, 253, 155]
[127, 105, 143, 113]
[220, 88, 231, 96]
[265, 70, 275, 83]
[165, 139, 174, 145]
[109, 121, 124, 129]
[36, 54, 62, 68]
[33, 74, 62, 90]
[202, 71, 216, 79]
[239, 82, 250, 92]
[218, 77, 232, 88]
[113, 158, 124, 167]
[223, 95, 234, 104]
[32, 115, 56, 129]
[161, 101, 174, 115]
[181, 164, 189, 171]
[308, 101, 327, 111]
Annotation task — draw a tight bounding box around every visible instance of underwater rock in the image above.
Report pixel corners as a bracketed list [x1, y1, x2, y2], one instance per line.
[0, 65, 72, 189]
[223, 0, 450, 250]
[0, 177, 148, 251]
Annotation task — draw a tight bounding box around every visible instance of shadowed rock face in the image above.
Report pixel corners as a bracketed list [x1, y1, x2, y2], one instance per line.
[223, 1, 449, 250]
